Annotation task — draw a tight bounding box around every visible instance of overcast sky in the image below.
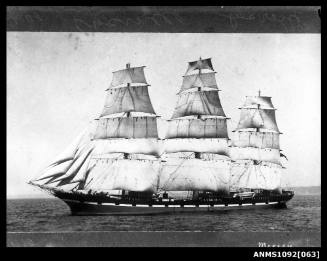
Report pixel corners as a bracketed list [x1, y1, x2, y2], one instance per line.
[7, 32, 320, 198]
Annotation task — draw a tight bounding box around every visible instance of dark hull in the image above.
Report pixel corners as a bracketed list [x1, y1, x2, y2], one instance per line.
[53, 191, 294, 216]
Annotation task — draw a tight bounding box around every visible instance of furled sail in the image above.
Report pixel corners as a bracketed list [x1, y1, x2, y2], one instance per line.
[231, 131, 279, 149]
[110, 66, 147, 87]
[159, 158, 230, 192]
[230, 161, 282, 190]
[164, 138, 229, 155]
[83, 158, 161, 192]
[236, 108, 280, 132]
[100, 86, 155, 117]
[185, 58, 214, 74]
[172, 91, 226, 119]
[166, 118, 228, 139]
[94, 116, 158, 139]
[180, 72, 218, 92]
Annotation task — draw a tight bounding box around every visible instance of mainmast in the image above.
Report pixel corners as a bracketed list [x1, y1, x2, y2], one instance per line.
[230, 91, 283, 190]
[160, 58, 231, 193]
[126, 63, 131, 118]
[165, 57, 229, 155]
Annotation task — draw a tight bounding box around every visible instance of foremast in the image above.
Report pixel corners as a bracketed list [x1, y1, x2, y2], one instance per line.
[160, 58, 231, 194]
[83, 63, 162, 194]
[31, 63, 162, 194]
[230, 91, 283, 191]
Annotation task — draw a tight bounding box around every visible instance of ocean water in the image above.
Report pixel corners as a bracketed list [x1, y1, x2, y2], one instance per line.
[7, 195, 320, 232]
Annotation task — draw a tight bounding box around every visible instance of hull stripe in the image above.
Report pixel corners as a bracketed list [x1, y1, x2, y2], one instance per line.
[63, 199, 281, 209]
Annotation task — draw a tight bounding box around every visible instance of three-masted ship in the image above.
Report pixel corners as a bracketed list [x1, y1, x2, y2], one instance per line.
[29, 58, 294, 215]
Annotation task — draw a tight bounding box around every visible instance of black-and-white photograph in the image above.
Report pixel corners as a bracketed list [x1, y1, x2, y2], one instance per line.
[7, 6, 321, 248]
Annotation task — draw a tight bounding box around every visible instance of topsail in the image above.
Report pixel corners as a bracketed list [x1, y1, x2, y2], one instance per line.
[100, 85, 156, 117]
[180, 72, 218, 92]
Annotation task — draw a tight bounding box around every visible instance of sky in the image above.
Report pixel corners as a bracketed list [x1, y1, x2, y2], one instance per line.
[7, 32, 321, 198]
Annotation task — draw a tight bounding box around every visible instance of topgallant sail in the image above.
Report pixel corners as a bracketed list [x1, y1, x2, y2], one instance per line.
[29, 60, 294, 215]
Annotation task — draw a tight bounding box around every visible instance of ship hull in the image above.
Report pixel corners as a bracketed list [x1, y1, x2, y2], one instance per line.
[53, 191, 294, 216]
[63, 199, 287, 216]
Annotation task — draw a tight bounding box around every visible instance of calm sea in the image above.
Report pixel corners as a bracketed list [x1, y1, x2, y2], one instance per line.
[7, 195, 320, 232]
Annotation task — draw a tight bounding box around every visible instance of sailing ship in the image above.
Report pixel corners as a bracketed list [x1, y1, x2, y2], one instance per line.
[29, 58, 294, 215]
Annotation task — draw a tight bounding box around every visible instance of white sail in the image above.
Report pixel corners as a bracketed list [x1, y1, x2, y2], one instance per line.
[110, 66, 147, 87]
[185, 58, 214, 74]
[230, 161, 282, 190]
[242, 96, 275, 109]
[100, 86, 155, 117]
[33, 126, 95, 182]
[94, 116, 158, 139]
[236, 108, 280, 132]
[230, 147, 281, 165]
[35, 160, 73, 182]
[84, 158, 161, 192]
[172, 91, 226, 119]
[92, 138, 164, 157]
[50, 145, 94, 184]
[180, 72, 218, 92]
[231, 131, 279, 149]
[164, 138, 229, 155]
[166, 118, 228, 139]
[70, 153, 94, 183]
[159, 158, 230, 192]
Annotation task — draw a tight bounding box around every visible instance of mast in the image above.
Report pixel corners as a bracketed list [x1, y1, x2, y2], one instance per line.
[160, 57, 231, 193]
[32, 62, 162, 194]
[230, 92, 283, 190]
[198, 57, 202, 92]
[166, 57, 229, 149]
[256, 89, 261, 132]
[83, 62, 161, 193]
[125, 63, 131, 160]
